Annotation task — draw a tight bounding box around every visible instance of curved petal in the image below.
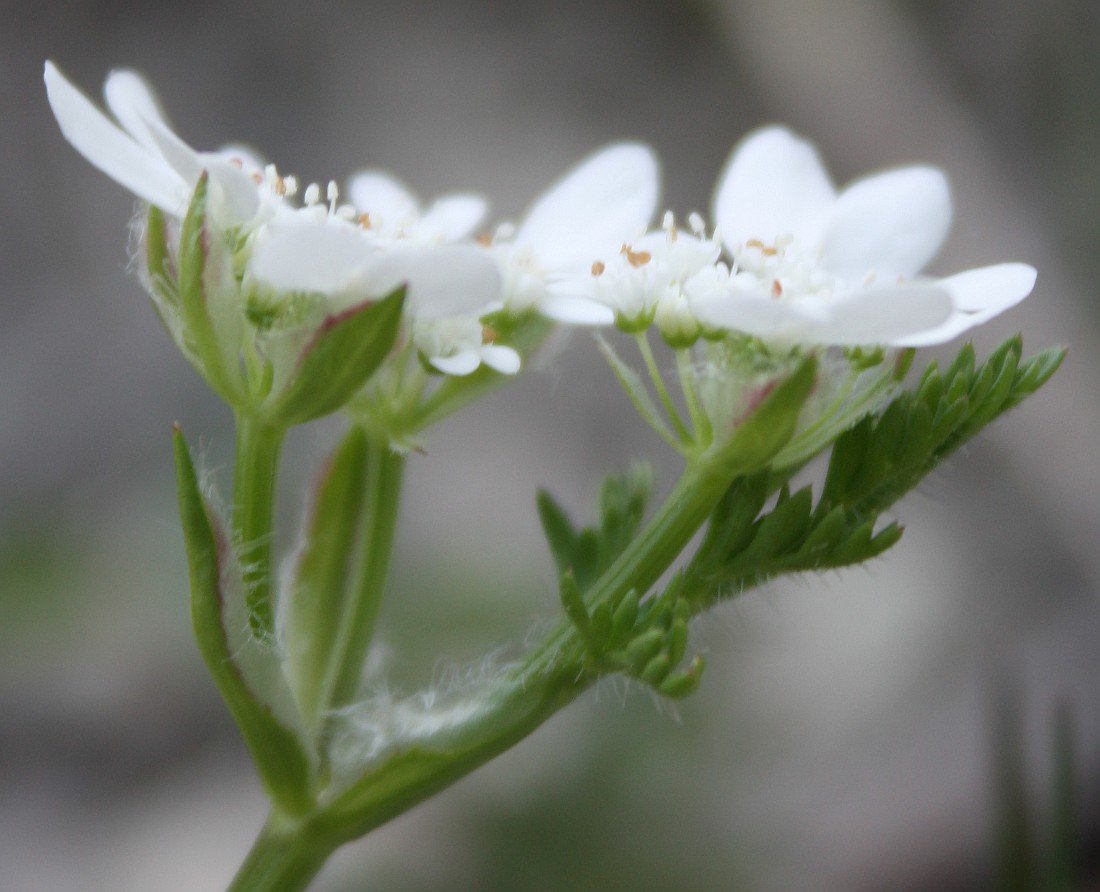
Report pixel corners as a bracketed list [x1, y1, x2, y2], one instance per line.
[815, 282, 953, 345]
[429, 350, 482, 376]
[358, 246, 502, 318]
[820, 166, 951, 281]
[894, 264, 1036, 347]
[516, 142, 660, 272]
[713, 126, 836, 251]
[134, 112, 260, 225]
[44, 61, 184, 211]
[419, 194, 488, 242]
[348, 171, 418, 221]
[250, 220, 373, 293]
[103, 69, 171, 151]
[938, 262, 1036, 312]
[480, 344, 522, 375]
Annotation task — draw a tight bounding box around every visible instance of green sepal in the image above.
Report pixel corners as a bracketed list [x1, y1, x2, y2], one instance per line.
[172, 425, 314, 816]
[281, 427, 370, 730]
[145, 205, 174, 303]
[177, 173, 236, 401]
[268, 288, 405, 426]
[708, 354, 818, 475]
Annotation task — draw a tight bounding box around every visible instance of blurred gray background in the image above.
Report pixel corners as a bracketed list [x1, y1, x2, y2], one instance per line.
[2, 1, 1099, 889]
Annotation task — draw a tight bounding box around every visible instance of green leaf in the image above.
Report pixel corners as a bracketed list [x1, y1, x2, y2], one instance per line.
[558, 572, 590, 635]
[269, 288, 406, 426]
[281, 427, 370, 730]
[172, 425, 313, 815]
[536, 490, 579, 579]
[538, 465, 655, 596]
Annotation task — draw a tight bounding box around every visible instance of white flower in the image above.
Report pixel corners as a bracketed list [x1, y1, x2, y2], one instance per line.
[45, 61, 271, 227]
[348, 171, 487, 245]
[488, 143, 660, 321]
[46, 61, 509, 381]
[689, 126, 1035, 347]
[549, 211, 721, 333]
[412, 317, 521, 377]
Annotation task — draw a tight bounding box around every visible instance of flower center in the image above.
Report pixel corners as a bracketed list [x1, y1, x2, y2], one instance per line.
[729, 235, 845, 300]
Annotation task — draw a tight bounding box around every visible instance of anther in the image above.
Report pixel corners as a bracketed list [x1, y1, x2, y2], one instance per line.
[591, 260, 606, 276]
[620, 244, 651, 267]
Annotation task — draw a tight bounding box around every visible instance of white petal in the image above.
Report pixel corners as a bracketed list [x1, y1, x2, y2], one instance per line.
[820, 166, 952, 280]
[44, 61, 184, 211]
[358, 246, 501, 318]
[713, 126, 836, 250]
[418, 194, 488, 242]
[250, 220, 373, 293]
[430, 350, 482, 376]
[938, 262, 1036, 312]
[103, 69, 170, 151]
[516, 143, 660, 272]
[348, 171, 419, 220]
[894, 264, 1036, 347]
[538, 293, 615, 326]
[133, 112, 260, 224]
[480, 344, 522, 375]
[815, 282, 954, 345]
[691, 288, 824, 338]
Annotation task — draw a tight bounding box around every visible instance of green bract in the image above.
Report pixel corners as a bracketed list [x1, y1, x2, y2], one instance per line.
[146, 182, 407, 429]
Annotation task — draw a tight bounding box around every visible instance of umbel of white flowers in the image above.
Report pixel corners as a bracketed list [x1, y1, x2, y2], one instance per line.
[44, 61, 1035, 436]
[546, 126, 1036, 348]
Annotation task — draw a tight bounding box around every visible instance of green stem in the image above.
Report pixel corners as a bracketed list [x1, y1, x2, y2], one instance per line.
[330, 432, 407, 709]
[234, 413, 286, 639]
[635, 332, 691, 442]
[227, 816, 336, 892]
[228, 458, 731, 889]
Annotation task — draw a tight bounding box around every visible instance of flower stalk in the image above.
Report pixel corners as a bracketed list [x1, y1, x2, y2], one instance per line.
[233, 414, 286, 639]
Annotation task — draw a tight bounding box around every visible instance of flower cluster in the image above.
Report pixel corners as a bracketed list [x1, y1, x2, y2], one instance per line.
[547, 126, 1035, 349]
[46, 63, 1035, 442]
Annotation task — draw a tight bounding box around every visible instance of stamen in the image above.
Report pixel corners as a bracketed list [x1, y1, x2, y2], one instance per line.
[620, 244, 652, 267]
[746, 239, 765, 249]
[304, 183, 321, 206]
[688, 212, 707, 237]
[771, 279, 783, 298]
[591, 260, 606, 276]
[477, 233, 493, 246]
[481, 324, 498, 343]
[327, 181, 339, 214]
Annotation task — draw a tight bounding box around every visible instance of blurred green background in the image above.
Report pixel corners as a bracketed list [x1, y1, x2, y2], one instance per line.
[2, 1, 1099, 888]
